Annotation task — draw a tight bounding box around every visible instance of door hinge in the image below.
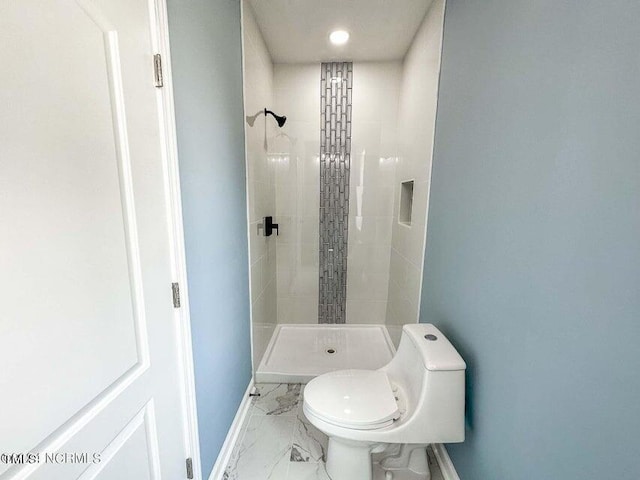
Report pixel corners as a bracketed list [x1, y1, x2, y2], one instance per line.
[186, 457, 193, 479]
[172, 282, 181, 308]
[153, 53, 164, 88]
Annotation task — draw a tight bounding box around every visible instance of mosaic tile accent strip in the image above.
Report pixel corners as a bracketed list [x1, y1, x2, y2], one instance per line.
[318, 62, 353, 324]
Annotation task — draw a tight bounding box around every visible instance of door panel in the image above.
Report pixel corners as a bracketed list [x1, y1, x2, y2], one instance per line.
[78, 402, 160, 480]
[0, 1, 187, 478]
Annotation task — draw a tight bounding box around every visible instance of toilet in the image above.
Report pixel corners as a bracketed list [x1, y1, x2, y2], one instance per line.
[303, 324, 466, 480]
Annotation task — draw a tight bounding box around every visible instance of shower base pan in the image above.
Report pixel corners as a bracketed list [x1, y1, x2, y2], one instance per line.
[255, 324, 396, 384]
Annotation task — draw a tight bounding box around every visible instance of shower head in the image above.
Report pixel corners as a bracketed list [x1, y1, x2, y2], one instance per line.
[264, 108, 287, 128]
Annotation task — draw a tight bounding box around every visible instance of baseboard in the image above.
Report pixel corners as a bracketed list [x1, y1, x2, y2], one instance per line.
[207, 379, 254, 480]
[432, 444, 461, 480]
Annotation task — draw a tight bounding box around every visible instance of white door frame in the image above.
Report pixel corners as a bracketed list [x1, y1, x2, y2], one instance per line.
[149, 0, 202, 478]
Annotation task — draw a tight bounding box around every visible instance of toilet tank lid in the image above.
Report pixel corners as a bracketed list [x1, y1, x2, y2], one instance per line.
[403, 324, 466, 371]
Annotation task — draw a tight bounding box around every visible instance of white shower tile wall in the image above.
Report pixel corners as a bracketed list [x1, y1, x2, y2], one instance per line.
[273, 62, 401, 325]
[273, 64, 321, 325]
[347, 62, 401, 325]
[386, 0, 446, 345]
[242, 1, 278, 368]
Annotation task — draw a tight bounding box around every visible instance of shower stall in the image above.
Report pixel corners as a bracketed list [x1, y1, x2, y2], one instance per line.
[241, 0, 445, 382]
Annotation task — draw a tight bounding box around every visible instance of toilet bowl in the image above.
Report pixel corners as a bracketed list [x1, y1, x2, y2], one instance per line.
[302, 324, 466, 480]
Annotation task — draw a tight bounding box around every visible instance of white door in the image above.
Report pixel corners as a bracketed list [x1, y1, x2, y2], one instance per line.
[0, 1, 190, 479]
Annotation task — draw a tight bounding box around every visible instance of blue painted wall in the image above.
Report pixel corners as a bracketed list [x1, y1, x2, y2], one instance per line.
[166, 0, 251, 477]
[420, 1, 640, 479]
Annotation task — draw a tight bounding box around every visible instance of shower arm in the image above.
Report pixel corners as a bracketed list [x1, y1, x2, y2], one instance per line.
[264, 108, 287, 128]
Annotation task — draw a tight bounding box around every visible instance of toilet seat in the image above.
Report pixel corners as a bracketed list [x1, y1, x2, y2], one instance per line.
[303, 369, 400, 430]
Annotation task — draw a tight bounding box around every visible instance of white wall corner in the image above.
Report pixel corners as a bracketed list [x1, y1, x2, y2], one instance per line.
[432, 443, 461, 480]
[207, 379, 255, 480]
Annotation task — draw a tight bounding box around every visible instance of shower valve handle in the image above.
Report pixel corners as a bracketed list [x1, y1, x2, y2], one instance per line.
[263, 216, 279, 237]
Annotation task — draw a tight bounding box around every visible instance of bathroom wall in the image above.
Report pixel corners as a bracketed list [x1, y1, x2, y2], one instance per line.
[420, 0, 640, 479]
[241, 0, 278, 370]
[166, 0, 251, 476]
[385, 0, 445, 345]
[272, 63, 400, 325]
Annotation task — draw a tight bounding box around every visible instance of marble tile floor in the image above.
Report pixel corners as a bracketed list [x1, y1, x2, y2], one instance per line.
[223, 383, 444, 480]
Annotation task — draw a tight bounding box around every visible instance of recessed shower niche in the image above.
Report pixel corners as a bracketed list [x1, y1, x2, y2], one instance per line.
[241, 0, 446, 382]
[399, 180, 415, 226]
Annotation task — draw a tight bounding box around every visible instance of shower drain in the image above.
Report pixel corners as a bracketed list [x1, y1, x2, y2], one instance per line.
[326, 348, 336, 354]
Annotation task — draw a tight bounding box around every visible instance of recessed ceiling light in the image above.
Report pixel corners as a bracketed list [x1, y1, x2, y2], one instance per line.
[329, 30, 350, 46]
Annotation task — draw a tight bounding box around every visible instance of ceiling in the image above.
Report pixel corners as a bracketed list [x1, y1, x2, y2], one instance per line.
[248, 0, 434, 63]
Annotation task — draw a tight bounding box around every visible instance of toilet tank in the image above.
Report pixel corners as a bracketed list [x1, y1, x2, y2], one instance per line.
[382, 324, 466, 443]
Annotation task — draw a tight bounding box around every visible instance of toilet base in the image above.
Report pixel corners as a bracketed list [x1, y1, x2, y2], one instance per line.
[380, 444, 430, 478]
[326, 437, 374, 480]
[325, 438, 432, 480]
[377, 444, 431, 480]
[372, 464, 431, 480]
